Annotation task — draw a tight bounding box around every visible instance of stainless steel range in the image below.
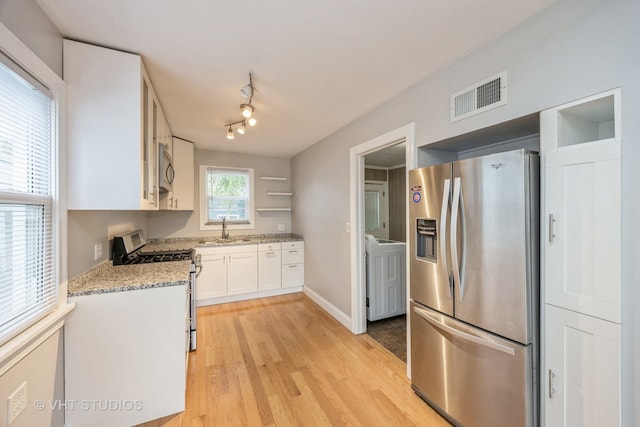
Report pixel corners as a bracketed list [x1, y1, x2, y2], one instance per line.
[113, 230, 199, 351]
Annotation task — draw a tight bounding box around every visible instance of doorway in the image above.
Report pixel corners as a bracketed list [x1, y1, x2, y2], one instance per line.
[363, 145, 406, 361]
[349, 123, 416, 372]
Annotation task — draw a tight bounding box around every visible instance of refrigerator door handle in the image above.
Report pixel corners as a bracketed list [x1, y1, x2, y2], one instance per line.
[450, 177, 465, 303]
[413, 305, 516, 356]
[440, 178, 451, 298]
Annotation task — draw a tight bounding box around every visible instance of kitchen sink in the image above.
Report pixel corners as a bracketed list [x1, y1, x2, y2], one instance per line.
[198, 237, 253, 245]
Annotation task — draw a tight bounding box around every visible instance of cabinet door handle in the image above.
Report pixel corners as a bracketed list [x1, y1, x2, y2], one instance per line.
[548, 214, 556, 243]
[548, 369, 556, 398]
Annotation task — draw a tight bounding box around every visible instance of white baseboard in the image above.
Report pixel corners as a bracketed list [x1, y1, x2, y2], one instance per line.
[303, 286, 352, 331]
[197, 286, 303, 306]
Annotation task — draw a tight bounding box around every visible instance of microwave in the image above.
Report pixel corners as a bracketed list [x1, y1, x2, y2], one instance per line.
[158, 143, 175, 194]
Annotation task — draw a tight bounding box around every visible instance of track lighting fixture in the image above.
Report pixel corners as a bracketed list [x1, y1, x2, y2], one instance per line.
[224, 72, 258, 139]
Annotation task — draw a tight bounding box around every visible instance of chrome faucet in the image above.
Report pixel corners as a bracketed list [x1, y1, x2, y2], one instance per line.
[221, 217, 229, 240]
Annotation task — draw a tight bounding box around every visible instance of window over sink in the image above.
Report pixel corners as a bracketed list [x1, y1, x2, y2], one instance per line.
[199, 165, 254, 230]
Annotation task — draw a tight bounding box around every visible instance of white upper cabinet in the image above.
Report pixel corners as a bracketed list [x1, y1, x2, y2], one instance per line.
[541, 88, 621, 322]
[64, 40, 170, 210]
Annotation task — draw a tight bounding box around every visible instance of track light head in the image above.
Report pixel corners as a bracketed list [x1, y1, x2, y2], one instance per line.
[237, 121, 246, 135]
[241, 103, 254, 118]
[240, 84, 253, 99]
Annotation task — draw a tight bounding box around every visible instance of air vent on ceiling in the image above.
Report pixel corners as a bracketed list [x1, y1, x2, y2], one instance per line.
[451, 71, 507, 122]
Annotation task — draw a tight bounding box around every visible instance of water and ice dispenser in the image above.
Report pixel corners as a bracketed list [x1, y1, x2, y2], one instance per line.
[416, 218, 437, 262]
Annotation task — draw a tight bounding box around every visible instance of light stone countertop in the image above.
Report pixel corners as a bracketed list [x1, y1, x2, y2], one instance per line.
[144, 233, 303, 252]
[68, 234, 303, 297]
[68, 260, 191, 297]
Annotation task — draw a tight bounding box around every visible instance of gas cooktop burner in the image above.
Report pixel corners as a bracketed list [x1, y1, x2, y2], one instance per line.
[125, 249, 194, 264]
[112, 230, 194, 265]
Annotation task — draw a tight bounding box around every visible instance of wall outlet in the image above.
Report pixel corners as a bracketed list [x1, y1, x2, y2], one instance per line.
[7, 381, 27, 425]
[345, 222, 351, 233]
[277, 224, 285, 232]
[94, 243, 103, 260]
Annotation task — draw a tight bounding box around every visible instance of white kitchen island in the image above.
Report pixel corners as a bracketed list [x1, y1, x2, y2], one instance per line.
[64, 262, 191, 427]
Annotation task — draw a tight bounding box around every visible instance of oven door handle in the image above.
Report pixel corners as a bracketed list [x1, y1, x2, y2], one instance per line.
[195, 254, 203, 277]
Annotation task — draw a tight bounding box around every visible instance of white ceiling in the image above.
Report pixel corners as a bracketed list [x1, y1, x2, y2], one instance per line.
[37, 0, 556, 158]
[365, 142, 406, 169]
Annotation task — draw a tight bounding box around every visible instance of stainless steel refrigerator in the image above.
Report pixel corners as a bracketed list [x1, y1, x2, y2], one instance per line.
[409, 149, 539, 427]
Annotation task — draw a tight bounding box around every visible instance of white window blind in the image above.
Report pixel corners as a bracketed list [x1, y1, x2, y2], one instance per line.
[0, 56, 57, 345]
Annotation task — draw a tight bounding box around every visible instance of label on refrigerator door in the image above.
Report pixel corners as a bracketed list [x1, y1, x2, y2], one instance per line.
[412, 191, 422, 203]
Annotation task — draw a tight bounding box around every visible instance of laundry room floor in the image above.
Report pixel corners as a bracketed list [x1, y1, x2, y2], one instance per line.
[366, 315, 407, 362]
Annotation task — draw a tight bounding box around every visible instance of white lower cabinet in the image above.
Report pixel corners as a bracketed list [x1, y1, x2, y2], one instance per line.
[197, 251, 227, 299]
[258, 243, 282, 291]
[544, 304, 620, 427]
[282, 241, 304, 288]
[196, 245, 258, 302]
[197, 240, 304, 305]
[227, 251, 258, 295]
[65, 285, 187, 427]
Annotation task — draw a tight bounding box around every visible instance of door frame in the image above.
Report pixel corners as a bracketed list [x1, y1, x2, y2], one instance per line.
[349, 123, 416, 372]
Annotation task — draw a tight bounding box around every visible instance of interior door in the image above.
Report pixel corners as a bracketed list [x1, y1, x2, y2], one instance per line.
[364, 182, 389, 239]
[452, 150, 538, 345]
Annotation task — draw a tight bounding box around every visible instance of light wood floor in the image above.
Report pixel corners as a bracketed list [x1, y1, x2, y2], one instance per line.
[138, 293, 449, 427]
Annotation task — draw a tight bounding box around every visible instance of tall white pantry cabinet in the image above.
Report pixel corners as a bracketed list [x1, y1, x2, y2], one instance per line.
[540, 88, 622, 426]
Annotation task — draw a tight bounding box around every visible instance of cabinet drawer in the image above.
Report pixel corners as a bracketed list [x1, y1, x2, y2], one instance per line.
[282, 248, 304, 265]
[282, 263, 304, 288]
[282, 241, 304, 250]
[258, 242, 281, 252]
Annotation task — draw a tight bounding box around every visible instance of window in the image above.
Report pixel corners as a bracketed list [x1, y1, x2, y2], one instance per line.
[200, 166, 254, 229]
[0, 54, 57, 345]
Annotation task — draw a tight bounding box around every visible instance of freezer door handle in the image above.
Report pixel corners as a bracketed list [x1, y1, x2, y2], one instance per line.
[450, 177, 465, 303]
[440, 178, 451, 298]
[413, 305, 516, 356]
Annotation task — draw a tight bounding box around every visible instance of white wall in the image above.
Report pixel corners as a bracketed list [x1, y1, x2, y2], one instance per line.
[148, 149, 292, 239]
[0, 330, 64, 427]
[291, 0, 640, 424]
[0, 0, 62, 77]
[67, 210, 149, 278]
